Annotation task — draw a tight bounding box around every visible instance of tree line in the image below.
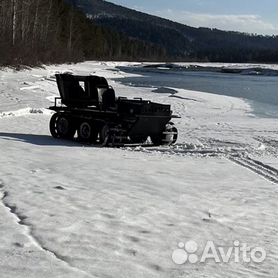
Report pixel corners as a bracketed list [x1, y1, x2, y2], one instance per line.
[74, 0, 277, 63]
[0, 0, 165, 67]
[96, 17, 278, 63]
[1, 0, 276, 66]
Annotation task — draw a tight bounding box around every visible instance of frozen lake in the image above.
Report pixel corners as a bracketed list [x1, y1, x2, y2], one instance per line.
[114, 66, 278, 118]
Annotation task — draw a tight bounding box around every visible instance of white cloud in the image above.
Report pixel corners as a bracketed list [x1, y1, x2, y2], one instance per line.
[151, 10, 278, 35]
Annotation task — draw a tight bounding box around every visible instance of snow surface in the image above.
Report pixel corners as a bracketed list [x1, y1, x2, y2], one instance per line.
[0, 61, 277, 278]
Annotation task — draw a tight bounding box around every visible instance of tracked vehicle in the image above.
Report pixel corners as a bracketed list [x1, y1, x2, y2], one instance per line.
[49, 74, 178, 146]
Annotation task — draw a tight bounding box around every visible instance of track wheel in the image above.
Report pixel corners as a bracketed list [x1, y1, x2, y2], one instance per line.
[129, 135, 148, 144]
[99, 124, 110, 146]
[50, 113, 60, 138]
[150, 134, 163, 146]
[170, 126, 178, 145]
[50, 113, 76, 139]
[78, 121, 98, 143]
[151, 122, 178, 146]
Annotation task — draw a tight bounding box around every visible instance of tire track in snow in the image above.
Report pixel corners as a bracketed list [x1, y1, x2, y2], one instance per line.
[130, 142, 278, 184]
[130, 142, 244, 157]
[228, 155, 278, 184]
[0, 107, 52, 119]
[0, 185, 91, 277]
[255, 136, 278, 149]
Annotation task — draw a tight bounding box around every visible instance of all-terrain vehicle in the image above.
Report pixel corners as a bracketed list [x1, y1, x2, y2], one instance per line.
[48, 74, 178, 146]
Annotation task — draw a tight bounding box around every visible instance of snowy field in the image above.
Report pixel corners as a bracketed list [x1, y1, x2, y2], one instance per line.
[0, 61, 277, 278]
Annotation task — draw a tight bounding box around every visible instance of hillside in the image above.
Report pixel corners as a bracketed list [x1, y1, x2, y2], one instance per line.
[0, 0, 164, 66]
[0, 0, 277, 66]
[69, 0, 278, 62]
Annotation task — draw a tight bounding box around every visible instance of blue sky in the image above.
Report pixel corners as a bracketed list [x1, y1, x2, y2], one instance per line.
[108, 0, 278, 35]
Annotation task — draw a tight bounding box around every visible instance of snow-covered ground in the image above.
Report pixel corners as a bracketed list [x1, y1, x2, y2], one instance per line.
[0, 61, 277, 278]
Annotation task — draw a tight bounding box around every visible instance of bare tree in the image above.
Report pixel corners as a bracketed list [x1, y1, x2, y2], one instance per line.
[32, 0, 40, 48]
[67, 6, 74, 56]
[12, 0, 17, 45]
[45, 0, 53, 43]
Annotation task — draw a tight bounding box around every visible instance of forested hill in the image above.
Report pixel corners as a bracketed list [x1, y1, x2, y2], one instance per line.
[1, 0, 277, 66]
[69, 0, 278, 63]
[0, 0, 164, 66]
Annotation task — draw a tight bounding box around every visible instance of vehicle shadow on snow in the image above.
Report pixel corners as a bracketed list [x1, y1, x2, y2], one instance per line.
[0, 132, 82, 147]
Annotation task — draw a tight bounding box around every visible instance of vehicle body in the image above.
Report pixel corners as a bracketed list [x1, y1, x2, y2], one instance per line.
[48, 74, 178, 146]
